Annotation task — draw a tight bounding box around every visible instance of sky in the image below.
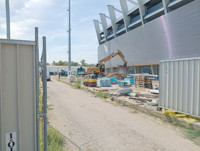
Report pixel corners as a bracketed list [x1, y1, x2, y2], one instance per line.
[0, 0, 135, 64]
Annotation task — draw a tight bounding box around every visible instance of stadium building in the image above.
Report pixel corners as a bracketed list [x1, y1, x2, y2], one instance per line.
[93, 0, 200, 75]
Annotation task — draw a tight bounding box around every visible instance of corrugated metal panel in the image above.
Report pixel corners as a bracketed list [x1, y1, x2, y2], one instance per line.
[0, 41, 36, 151]
[98, 0, 200, 68]
[159, 58, 200, 117]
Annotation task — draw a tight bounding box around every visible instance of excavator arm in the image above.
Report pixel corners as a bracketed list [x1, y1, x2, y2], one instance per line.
[86, 50, 127, 74]
[98, 50, 127, 67]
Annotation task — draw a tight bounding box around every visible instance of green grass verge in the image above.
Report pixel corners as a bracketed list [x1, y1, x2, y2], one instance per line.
[47, 126, 65, 151]
[74, 81, 81, 89]
[40, 80, 65, 151]
[96, 92, 110, 98]
[185, 128, 200, 145]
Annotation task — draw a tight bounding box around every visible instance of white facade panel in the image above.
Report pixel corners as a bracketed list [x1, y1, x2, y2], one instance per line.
[98, 0, 200, 68]
[159, 58, 200, 117]
[0, 41, 36, 151]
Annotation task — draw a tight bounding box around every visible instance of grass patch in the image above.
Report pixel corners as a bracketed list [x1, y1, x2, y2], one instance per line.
[185, 128, 200, 143]
[39, 79, 65, 151]
[47, 126, 65, 151]
[96, 92, 110, 98]
[74, 81, 81, 89]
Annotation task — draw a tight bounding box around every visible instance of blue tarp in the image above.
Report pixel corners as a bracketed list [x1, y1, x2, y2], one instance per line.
[124, 78, 134, 84]
[118, 81, 129, 87]
[110, 78, 117, 84]
[97, 78, 111, 87]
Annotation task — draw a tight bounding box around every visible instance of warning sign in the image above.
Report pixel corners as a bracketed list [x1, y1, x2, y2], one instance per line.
[6, 132, 17, 151]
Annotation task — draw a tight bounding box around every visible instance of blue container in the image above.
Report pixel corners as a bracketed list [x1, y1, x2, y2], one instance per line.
[110, 78, 117, 84]
[124, 78, 134, 84]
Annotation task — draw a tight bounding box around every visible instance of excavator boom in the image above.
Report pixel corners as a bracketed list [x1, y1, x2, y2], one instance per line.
[86, 50, 127, 74]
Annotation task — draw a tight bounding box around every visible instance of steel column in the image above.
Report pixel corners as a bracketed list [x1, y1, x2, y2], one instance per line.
[35, 27, 40, 151]
[42, 37, 47, 151]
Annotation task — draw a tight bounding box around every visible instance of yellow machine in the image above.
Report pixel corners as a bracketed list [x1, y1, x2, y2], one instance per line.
[83, 74, 97, 87]
[83, 50, 127, 87]
[86, 50, 127, 74]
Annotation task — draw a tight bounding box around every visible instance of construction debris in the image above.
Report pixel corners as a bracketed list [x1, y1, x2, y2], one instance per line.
[147, 99, 158, 106]
[68, 75, 75, 83]
[129, 96, 152, 102]
[117, 87, 132, 96]
[127, 93, 138, 97]
[106, 72, 126, 80]
[149, 89, 159, 94]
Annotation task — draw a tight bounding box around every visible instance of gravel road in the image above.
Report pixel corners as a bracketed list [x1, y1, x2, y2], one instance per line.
[47, 77, 200, 151]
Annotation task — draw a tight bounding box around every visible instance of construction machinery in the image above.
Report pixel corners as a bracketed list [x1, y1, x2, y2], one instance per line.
[83, 74, 97, 87]
[86, 50, 127, 74]
[75, 67, 86, 76]
[83, 50, 127, 87]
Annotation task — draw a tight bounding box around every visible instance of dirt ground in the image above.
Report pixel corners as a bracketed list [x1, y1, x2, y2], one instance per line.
[47, 76, 200, 151]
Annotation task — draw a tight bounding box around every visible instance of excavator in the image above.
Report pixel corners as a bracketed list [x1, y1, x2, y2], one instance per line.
[86, 49, 127, 74]
[83, 50, 127, 87]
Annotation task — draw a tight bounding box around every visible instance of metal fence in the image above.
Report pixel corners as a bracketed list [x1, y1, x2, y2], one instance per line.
[159, 57, 200, 117]
[0, 27, 47, 151]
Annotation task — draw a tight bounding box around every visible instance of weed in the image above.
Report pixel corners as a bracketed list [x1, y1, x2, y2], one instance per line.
[39, 84, 65, 151]
[74, 81, 81, 89]
[48, 104, 54, 111]
[96, 92, 110, 98]
[185, 128, 200, 145]
[47, 126, 65, 151]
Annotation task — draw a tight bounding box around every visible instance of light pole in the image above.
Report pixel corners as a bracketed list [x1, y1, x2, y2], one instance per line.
[5, 0, 10, 39]
[68, 0, 71, 74]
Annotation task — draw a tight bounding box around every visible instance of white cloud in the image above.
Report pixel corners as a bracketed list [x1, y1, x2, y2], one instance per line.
[1, 0, 125, 64]
[11, 18, 41, 40]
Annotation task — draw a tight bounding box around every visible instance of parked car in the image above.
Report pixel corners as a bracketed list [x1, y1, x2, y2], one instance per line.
[47, 71, 51, 81]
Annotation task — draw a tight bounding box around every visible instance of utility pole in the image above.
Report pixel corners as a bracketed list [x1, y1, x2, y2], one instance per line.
[5, 0, 10, 39]
[68, 0, 71, 74]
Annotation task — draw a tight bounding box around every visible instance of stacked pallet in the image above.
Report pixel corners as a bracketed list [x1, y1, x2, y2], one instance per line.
[134, 75, 153, 89]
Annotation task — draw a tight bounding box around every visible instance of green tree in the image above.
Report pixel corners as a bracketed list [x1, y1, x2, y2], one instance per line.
[71, 61, 78, 66]
[80, 59, 87, 66]
[53, 60, 68, 66]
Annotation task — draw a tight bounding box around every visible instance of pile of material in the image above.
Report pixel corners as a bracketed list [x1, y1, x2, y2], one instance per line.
[106, 72, 126, 80]
[117, 87, 133, 96]
[97, 78, 111, 87]
[68, 75, 75, 83]
[134, 75, 153, 89]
